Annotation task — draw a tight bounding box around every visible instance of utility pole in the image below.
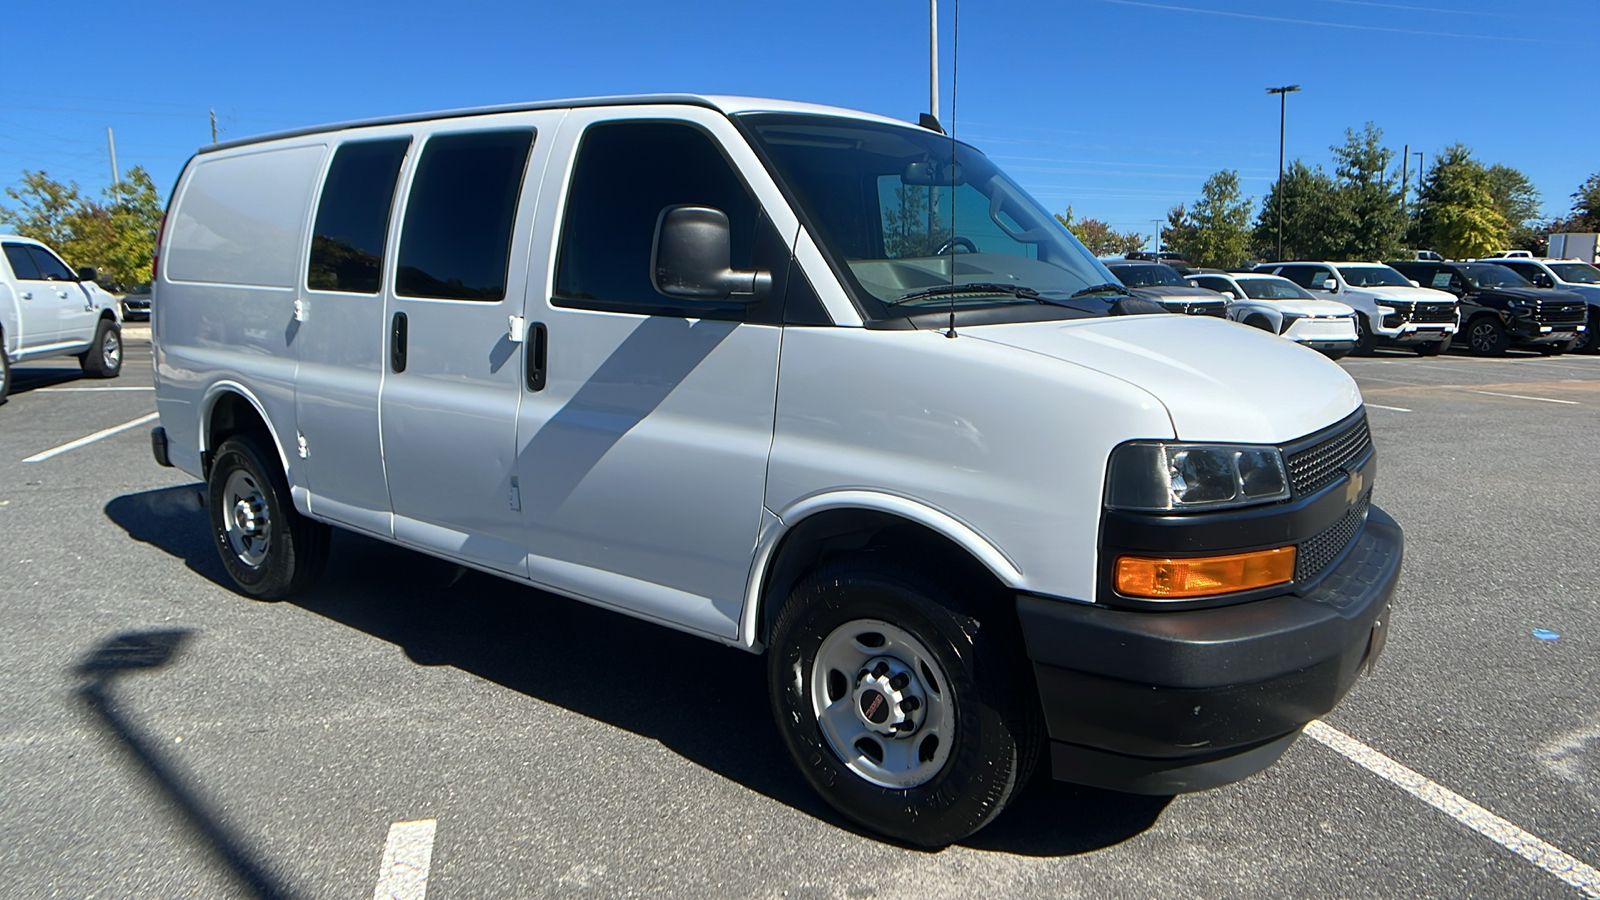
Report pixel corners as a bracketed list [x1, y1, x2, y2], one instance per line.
[210, 109, 218, 144]
[1414, 150, 1424, 197]
[1266, 85, 1301, 262]
[929, 0, 938, 125]
[1400, 143, 1409, 216]
[106, 127, 119, 187]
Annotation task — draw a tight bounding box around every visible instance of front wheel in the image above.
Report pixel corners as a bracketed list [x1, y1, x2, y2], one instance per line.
[0, 343, 10, 405]
[1352, 314, 1377, 356]
[1466, 317, 1508, 357]
[1575, 309, 1600, 354]
[79, 319, 122, 378]
[768, 556, 1041, 847]
[207, 435, 329, 598]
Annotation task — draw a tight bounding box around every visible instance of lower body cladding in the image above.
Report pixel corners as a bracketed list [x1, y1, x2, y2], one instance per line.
[1016, 497, 1401, 795]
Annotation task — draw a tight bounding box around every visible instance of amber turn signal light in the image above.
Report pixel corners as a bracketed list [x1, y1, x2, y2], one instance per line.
[1115, 547, 1296, 599]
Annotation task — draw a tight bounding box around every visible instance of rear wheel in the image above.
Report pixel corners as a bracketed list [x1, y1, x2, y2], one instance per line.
[768, 555, 1041, 847]
[79, 319, 122, 378]
[1466, 317, 1508, 357]
[207, 435, 329, 598]
[0, 340, 10, 406]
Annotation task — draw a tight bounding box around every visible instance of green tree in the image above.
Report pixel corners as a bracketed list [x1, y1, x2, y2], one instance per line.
[1254, 160, 1346, 261]
[1484, 163, 1542, 251]
[1168, 170, 1253, 268]
[1328, 123, 1407, 261]
[1161, 203, 1195, 258]
[1546, 172, 1600, 235]
[1413, 145, 1508, 259]
[1056, 206, 1147, 256]
[0, 167, 164, 287]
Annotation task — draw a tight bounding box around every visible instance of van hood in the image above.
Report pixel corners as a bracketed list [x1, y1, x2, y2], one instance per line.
[969, 315, 1362, 444]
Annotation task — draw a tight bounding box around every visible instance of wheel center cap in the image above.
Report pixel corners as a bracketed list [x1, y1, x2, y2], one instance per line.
[851, 656, 925, 738]
[233, 499, 260, 534]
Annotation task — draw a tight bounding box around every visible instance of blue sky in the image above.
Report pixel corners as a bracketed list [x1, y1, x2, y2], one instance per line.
[7, 0, 1595, 249]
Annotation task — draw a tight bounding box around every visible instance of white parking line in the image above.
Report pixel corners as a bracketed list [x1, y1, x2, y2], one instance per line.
[22, 412, 158, 463]
[1465, 390, 1579, 405]
[1305, 721, 1600, 898]
[1366, 404, 1412, 412]
[373, 819, 437, 900]
[36, 386, 155, 392]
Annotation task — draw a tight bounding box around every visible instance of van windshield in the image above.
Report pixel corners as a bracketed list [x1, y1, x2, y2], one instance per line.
[740, 114, 1116, 322]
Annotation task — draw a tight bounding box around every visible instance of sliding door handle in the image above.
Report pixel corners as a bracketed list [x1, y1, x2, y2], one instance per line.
[391, 311, 408, 373]
[526, 321, 547, 391]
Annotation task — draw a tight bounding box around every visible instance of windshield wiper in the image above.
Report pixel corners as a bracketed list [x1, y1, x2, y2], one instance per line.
[1069, 282, 1132, 299]
[888, 282, 1042, 305]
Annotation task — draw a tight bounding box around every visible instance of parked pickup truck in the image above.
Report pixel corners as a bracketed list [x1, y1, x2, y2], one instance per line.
[0, 235, 124, 403]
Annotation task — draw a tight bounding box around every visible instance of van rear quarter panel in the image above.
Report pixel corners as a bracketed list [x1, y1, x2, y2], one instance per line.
[766, 326, 1174, 605]
[156, 142, 328, 482]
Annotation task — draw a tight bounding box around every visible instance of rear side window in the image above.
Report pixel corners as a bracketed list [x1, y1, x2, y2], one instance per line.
[167, 145, 328, 287]
[3, 244, 43, 280]
[308, 138, 410, 294]
[396, 130, 534, 301]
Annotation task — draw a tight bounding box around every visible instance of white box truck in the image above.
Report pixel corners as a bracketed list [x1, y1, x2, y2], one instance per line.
[1548, 233, 1600, 263]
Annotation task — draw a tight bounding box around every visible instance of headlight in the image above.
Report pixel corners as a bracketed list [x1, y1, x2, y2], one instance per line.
[1106, 442, 1290, 512]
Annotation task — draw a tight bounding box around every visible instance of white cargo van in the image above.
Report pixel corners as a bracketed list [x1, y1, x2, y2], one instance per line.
[150, 95, 1401, 846]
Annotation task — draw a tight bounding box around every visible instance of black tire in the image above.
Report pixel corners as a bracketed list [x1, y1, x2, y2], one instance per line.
[1352, 313, 1377, 357]
[79, 318, 122, 378]
[1465, 316, 1508, 357]
[0, 339, 10, 406]
[1577, 308, 1600, 355]
[207, 435, 330, 599]
[768, 554, 1042, 847]
[1414, 339, 1446, 357]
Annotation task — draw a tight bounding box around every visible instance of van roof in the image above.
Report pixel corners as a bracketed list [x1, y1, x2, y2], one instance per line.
[202, 94, 914, 154]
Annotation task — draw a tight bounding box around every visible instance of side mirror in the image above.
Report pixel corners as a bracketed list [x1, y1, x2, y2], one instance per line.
[1222, 290, 1237, 300]
[1409, 279, 1421, 288]
[77, 266, 98, 283]
[1321, 278, 1338, 292]
[650, 206, 771, 303]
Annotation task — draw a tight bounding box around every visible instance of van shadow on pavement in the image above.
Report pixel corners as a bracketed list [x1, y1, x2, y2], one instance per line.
[105, 484, 1168, 856]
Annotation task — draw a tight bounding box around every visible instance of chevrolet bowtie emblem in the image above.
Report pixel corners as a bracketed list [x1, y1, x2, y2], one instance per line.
[1344, 467, 1364, 504]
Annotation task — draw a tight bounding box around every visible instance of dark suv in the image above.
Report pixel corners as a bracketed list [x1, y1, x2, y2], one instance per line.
[1104, 261, 1227, 316]
[1388, 261, 1588, 356]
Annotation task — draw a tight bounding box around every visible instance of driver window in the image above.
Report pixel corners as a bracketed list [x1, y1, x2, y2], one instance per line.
[29, 246, 75, 281]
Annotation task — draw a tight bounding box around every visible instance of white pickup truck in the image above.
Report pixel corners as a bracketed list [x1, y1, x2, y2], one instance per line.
[0, 235, 124, 403]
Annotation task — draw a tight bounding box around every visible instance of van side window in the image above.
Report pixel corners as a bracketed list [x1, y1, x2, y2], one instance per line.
[554, 121, 785, 321]
[308, 138, 410, 294]
[3, 244, 43, 281]
[396, 130, 534, 302]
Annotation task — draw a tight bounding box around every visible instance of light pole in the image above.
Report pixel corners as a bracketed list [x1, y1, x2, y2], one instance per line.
[1151, 218, 1164, 258]
[1267, 85, 1301, 262]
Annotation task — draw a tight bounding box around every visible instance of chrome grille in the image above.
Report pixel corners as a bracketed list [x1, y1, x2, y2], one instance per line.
[1297, 495, 1369, 583]
[1286, 415, 1372, 497]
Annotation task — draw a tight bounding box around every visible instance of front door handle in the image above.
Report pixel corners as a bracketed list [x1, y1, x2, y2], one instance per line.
[526, 321, 547, 391]
[391, 312, 408, 373]
[20, 291, 31, 300]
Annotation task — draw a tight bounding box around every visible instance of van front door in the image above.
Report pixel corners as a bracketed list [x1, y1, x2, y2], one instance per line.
[378, 123, 548, 576]
[513, 109, 798, 639]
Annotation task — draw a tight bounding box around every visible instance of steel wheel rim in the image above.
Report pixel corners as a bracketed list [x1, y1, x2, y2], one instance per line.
[222, 469, 271, 568]
[811, 618, 955, 789]
[101, 330, 120, 369]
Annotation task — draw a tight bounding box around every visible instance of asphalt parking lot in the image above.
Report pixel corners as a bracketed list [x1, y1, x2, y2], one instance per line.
[2, 331, 1597, 899]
